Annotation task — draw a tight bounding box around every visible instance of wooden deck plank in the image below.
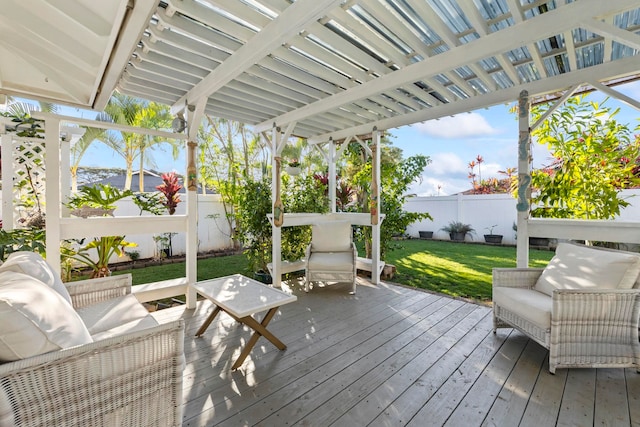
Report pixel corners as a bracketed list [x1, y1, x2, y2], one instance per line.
[147, 278, 640, 426]
[293, 304, 490, 426]
[482, 340, 548, 427]
[594, 369, 631, 426]
[556, 369, 596, 427]
[434, 331, 529, 427]
[213, 297, 464, 426]
[337, 307, 495, 427]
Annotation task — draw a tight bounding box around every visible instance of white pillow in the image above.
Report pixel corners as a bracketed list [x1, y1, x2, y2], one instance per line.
[0, 271, 92, 362]
[311, 221, 352, 252]
[0, 251, 72, 304]
[534, 243, 640, 297]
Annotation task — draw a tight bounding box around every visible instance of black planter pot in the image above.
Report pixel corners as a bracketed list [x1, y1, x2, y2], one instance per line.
[529, 237, 550, 248]
[419, 231, 434, 239]
[484, 234, 503, 244]
[253, 270, 273, 284]
[449, 232, 467, 241]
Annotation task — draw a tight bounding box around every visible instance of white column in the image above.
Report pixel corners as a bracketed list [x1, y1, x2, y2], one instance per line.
[516, 90, 531, 267]
[1, 134, 14, 230]
[185, 140, 198, 308]
[328, 139, 337, 213]
[44, 118, 62, 275]
[371, 130, 382, 284]
[271, 127, 282, 287]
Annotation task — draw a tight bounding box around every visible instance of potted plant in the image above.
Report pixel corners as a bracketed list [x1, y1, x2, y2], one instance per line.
[441, 221, 474, 242]
[483, 225, 503, 244]
[285, 158, 302, 176]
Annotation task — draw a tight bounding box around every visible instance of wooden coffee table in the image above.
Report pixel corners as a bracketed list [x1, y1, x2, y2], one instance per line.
[192, 274, 297, 370]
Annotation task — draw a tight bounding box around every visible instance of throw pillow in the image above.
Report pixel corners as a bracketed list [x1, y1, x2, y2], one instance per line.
[0, 271, 92, 362]
[0, 251, 72, 304]
[311, 221, 352, 252]
[534, 242, 640, 297]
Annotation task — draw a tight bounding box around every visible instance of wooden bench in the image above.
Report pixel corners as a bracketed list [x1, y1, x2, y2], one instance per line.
[192, 274, 297, 370]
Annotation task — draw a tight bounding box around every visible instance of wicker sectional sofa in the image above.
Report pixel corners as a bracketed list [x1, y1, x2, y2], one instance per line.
[0, 252, 185, 426]
[493, 242, 640, 373]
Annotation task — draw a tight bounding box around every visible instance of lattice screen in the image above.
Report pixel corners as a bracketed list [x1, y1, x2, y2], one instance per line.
[9, 137, 46, 228]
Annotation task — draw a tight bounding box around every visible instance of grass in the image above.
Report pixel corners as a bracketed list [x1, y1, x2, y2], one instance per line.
[385, 239, 554, 302]
[110, 240, 555, 303]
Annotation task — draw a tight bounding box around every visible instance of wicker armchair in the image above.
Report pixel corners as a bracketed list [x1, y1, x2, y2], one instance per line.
[305, 221, 357, 294]
[0, 274, 185, 427]
[493, 243, 640, 374]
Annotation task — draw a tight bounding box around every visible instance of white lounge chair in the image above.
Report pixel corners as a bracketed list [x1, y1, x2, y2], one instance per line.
[0, 252, 184, 426]
[493, 243, 640, 373]
[305, 221, 357, 294]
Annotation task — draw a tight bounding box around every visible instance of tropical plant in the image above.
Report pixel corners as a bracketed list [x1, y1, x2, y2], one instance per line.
[530, 95, 640, 219]
[441, 221, 475, 235]
[235, 179, 273, 273]
[156, 172, 182, 215]
[98, 93, 175, 190]
[64, 183, 138, 277]
[0, 227, 46, 261]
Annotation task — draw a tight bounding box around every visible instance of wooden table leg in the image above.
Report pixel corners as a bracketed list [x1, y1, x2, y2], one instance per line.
[195, 305, 222, 337]
[231, 307, 284, 370]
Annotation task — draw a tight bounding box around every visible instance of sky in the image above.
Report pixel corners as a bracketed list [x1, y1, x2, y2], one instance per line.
[11, 81, 640, 196]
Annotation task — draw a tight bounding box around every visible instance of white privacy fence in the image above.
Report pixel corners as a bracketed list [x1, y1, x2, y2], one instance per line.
[404, 190, 640, 245]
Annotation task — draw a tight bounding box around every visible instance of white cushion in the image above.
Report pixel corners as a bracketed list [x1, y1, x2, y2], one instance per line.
[75, 294, 152, 335]
[0, 271, 92, 362]
[90, 315, 159, 341]
[0, 251, 72, 304]
[308, 251, 354, 271]
[311, 221, 352, 252]
[534, 243, 640, 297]
[493, 287, 552, 330]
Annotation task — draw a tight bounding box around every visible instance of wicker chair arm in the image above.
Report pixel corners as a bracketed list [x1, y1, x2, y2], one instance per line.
[0, 319, 184, 427]
[65, 274, 132, 309]
[552, 288, 640, 326]
[492, 268, 544, 289]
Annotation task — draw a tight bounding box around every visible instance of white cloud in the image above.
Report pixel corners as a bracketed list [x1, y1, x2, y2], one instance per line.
[413, 112, 500, 139]
[426, 152, 467, 176]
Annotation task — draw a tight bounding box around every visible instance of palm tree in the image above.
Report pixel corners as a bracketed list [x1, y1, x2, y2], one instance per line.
[98, 93, 174, 190]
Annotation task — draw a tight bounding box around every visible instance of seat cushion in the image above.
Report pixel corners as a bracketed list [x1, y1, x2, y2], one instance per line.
[75, 293, 152, 336]
[493, 287, 552, 330]
[90, 315, 160, 341]
[308, 251, 354, 271]
[0, 251, 72, 304]
[0, 271, 92, 362]
[534, 243, 640, 297]
[311, 221, 352, 252]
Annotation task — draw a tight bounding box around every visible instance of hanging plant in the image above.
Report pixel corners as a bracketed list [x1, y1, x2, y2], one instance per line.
[156, 172, 183, 215]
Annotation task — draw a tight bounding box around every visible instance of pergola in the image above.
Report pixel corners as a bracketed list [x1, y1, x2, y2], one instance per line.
[2, 0, 640, 293]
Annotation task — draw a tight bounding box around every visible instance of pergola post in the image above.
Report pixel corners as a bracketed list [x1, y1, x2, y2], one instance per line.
[271, 126, 282, 288]
[371, 129, 382, 284]
[516, 90, 531, 267]
[328, 138, 337, 213]
[44, 117, 62, 276]
[1, 132, 13, 230]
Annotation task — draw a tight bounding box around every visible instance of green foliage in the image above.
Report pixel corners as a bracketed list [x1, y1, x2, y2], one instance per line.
[530, 96, 640, 219]
[72, 236, 136, 278]
[0, 227, 46, 261]
[440, 221, 475, 234]
[66, 184, 133, 211]
[281, 175, 330, 261]
[235, 179, 273, 273]
[348, 141, 432, 258]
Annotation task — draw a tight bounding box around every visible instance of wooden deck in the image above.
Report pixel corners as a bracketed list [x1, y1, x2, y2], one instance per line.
[153, 278, 640, 427]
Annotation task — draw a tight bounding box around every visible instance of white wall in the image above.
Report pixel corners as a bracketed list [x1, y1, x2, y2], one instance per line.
[404, 189, 640, 245]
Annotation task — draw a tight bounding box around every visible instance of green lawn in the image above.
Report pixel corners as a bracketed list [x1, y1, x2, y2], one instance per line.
[385, 239, 554, 302]
[112, 240, 554, 303]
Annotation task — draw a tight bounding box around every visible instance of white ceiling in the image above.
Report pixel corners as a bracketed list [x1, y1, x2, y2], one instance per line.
[1, 0, 639, 141]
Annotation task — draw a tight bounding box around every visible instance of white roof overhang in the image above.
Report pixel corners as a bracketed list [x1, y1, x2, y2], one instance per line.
[2, 0, 639, 140]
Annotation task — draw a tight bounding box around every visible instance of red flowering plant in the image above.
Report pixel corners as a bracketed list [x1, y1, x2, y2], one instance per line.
[156, 172, 182, 215]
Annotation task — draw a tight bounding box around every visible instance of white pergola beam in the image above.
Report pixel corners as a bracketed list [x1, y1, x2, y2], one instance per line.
[309, 54, 640, 143]
[171, 0, 343, 114]
[583, 18, 640, 51]
[257, 0, 637, 133]
[589, 80, 640, 111]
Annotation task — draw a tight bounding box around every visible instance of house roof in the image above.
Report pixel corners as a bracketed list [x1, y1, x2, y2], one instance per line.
[2, 0, 639, 141]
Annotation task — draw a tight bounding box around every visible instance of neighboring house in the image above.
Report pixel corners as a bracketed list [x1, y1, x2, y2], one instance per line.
[82, 169, 191, 193]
